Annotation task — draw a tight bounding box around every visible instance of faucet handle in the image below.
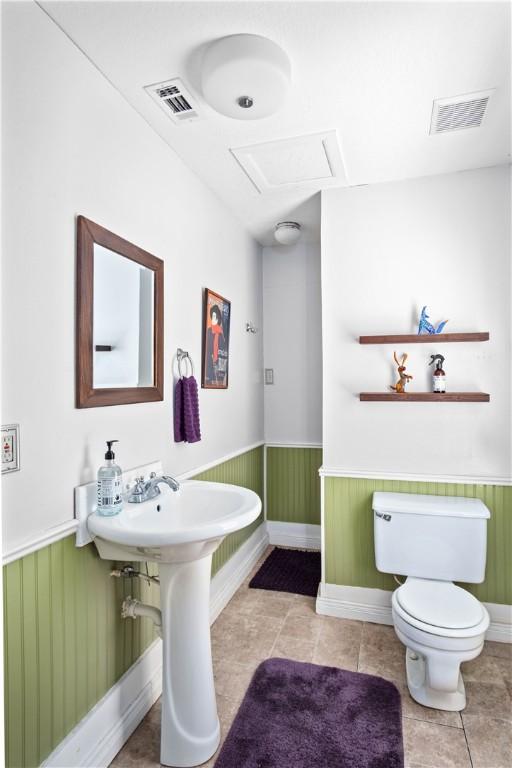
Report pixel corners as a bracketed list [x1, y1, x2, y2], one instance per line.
[149, 472, 157, 479]
[127, 476, 148, 503]
[132, 476, 146, 491]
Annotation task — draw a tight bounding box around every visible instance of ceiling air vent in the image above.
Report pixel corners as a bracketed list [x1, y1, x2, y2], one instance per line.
[430, 89, 494, 134]
[145, 78, 201, 124]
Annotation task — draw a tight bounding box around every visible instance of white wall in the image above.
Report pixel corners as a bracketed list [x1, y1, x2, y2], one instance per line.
[263, 242, 322, 445]
[1, 2, 263, 555]
[321, 166, 511, 481]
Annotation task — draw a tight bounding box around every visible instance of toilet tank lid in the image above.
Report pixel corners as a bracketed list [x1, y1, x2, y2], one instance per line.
[373, 492, 490, 519]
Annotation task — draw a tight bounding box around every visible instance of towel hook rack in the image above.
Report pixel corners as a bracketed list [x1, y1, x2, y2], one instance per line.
[177, 348, 195, 378]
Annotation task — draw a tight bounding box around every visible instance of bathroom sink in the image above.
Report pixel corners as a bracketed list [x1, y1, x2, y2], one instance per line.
[88, 480, 261, 563]
[88, 479, 261, 768]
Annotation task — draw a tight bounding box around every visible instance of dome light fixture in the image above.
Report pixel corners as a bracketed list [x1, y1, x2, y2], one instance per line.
[201, 34, 291, 120]
[274, 221, 301, 246]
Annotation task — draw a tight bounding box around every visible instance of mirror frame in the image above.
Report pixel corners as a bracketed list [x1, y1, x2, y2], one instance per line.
[76, 216, 164, 408]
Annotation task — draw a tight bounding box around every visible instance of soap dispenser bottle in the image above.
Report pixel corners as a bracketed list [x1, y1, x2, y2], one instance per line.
[97, 440, 123, 516]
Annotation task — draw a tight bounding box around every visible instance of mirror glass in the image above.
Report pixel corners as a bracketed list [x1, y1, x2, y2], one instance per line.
[93, 244, 154, 388]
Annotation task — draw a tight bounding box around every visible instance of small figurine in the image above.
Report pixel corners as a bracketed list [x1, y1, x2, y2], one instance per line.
[417, 306, 449, 335]
[390, 351, 413, 393]
[429, 354, 447, 393]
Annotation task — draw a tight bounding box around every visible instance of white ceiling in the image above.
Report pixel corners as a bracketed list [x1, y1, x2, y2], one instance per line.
[41, 1, 511, 246]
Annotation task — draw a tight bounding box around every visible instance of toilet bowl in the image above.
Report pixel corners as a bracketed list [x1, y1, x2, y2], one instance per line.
[392, 578, 490, 710]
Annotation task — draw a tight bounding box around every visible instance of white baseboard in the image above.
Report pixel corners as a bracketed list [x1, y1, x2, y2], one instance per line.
[316, 582, 512, 644]
[316, 583, 394, 626]
[266, 521, 321, 550]
[43, 523, 269, 768]
[483, 602, 512, 643]
[209, 523, 270, 623]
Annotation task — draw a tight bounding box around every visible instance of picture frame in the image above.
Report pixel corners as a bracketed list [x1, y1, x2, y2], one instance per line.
[202, 288, 231, 389]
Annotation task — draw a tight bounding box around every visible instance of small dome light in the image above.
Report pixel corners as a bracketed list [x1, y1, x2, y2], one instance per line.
[274, 222, 301, 246]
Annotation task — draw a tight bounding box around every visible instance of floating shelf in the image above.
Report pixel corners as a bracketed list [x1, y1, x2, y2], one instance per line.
[360, 392, 490, 402]
[359, 332, 489, 345]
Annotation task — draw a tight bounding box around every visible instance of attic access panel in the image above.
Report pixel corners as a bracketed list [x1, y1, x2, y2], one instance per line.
[230, 130, 347, 192]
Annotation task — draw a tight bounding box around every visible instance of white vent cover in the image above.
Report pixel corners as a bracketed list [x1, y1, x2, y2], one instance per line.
[145, 78, 200, 123]
[430, 89, 494, 134]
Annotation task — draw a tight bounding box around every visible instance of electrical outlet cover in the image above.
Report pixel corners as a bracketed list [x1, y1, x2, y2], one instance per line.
[2, 424, 20, 474]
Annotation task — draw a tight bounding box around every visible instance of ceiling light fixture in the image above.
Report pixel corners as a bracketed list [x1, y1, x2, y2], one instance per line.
[201, 34, 291, 120]
[274, 222, 301, 246]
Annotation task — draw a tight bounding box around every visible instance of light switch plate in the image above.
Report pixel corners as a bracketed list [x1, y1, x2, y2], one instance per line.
[2, 424, 20, 474]
[265, 368, 274, 385]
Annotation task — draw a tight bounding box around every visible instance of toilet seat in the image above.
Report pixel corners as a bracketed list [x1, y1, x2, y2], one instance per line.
[397, 578, 484, 629]
[393, 579, 489, 639]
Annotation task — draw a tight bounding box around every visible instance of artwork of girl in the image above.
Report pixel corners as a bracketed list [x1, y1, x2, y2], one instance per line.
[202, 288, 231, 388]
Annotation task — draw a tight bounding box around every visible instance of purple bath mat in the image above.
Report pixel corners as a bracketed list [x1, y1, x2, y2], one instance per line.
[214, 658, 403, 768]
[249, 547, 321, 597]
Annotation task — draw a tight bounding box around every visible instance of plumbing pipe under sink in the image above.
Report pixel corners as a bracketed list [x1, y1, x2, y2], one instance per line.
[111, 564, 160, 585]
[122, 596, 162, 638]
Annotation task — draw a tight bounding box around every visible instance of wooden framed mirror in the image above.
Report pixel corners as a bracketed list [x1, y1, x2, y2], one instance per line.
[76, 216, 164, 408]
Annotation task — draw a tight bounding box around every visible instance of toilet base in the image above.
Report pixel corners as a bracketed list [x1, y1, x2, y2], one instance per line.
[405, 648, 466, 711]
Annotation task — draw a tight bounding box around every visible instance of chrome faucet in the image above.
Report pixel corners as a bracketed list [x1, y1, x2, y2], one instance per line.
[127, 472, 180, 503]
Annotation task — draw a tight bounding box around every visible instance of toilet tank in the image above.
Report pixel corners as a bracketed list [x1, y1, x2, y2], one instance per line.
[373, 492, 490, 583]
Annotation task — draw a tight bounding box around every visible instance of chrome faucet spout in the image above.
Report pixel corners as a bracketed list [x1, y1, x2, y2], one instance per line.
[148, 475, 180, 498]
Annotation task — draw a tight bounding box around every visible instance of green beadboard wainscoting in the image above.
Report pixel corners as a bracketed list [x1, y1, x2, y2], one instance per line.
[324, 476, 512, 605]
[3, 538, 160, 768]
[266, 447, 322, 525]
[3, 445, 264, 768]
[194, 446, 264, 575]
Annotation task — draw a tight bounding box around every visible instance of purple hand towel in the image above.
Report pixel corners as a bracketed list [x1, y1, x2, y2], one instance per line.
[174, 375, 201, 443]
[174, 377, 184, 442]
[182, 376, 201, 442]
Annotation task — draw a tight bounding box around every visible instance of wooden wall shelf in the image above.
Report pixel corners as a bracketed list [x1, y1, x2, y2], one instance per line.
[359, 332, 489, 344]
[360, 392, 490, 402]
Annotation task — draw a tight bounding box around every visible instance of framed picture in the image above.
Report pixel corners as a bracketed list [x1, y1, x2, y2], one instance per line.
[202, 288, 231, 389]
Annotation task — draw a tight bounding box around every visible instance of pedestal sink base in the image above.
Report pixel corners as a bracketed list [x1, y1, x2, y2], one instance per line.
[86, 479, 262, 765]
[159, 556, 220, 767]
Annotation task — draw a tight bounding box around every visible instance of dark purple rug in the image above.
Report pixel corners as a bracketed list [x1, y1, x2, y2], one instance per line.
[249, 547, 321, 597]
[214, 658, 403, 768]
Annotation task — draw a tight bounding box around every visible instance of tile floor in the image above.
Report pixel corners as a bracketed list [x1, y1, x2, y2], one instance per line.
[111, 548, 512, 768]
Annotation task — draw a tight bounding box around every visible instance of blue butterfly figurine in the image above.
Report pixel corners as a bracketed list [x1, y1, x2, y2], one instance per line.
[417, 306, 449, 335]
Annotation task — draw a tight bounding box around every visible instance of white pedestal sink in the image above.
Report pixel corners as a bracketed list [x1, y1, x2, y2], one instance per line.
[88, 480, 261, 767]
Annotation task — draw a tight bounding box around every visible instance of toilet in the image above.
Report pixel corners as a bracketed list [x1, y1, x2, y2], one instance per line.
[373, 491, 490, 711]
